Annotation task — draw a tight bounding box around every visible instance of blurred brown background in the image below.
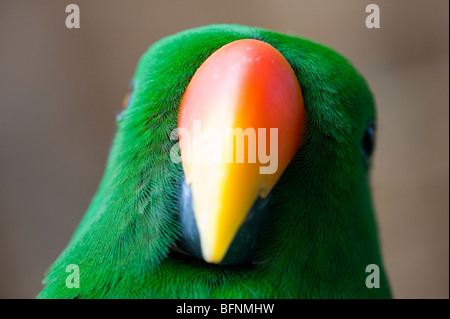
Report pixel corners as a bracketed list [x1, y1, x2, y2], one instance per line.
[0, 0, 448, 298]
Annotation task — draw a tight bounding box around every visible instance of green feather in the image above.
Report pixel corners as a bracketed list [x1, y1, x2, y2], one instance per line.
[38, 24, 391, 299]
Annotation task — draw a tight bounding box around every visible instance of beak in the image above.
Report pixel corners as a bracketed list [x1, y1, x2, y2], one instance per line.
[178, 39, 306, 263]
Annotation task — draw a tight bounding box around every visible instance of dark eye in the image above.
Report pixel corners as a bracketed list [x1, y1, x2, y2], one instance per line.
[362, 121, 375, 158]
[121, 91, 133, 110]
[116, 80, 135, 124]
[122, 79, 136, 110]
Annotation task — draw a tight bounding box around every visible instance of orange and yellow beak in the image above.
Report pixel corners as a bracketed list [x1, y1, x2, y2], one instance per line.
[178, 39, 306, 263]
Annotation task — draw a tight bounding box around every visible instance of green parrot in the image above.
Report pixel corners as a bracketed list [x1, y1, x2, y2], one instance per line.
[38, 24, 391, 299]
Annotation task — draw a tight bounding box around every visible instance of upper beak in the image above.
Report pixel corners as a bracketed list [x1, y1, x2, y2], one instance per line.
[178, 39, 306, 263]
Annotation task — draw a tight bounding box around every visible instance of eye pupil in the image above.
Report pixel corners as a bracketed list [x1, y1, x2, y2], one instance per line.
[362, 121, 375, 158]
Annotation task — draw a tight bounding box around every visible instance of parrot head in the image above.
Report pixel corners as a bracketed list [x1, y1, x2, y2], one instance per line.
[39, 24, 390, 298]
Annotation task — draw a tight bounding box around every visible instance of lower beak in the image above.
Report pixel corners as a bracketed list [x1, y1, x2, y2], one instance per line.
[178, 39, 306, 263]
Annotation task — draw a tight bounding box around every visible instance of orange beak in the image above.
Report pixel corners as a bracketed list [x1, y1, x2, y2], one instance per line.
[178, 39, 306, 263]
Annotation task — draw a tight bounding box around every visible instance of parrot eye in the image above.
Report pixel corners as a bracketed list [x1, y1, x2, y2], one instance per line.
[121, 91, 132, 110]
[116, 80, 135, 124]
[362, 121, 375, 159]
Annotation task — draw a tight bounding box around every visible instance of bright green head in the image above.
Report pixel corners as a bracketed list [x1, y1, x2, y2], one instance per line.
[39, 24, 390, 299]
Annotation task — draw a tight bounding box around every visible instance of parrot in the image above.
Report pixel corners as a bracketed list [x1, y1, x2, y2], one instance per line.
[38, 24, 391, 299]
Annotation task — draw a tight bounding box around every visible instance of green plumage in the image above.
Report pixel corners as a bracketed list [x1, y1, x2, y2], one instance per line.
[38, 24, 391, 298]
